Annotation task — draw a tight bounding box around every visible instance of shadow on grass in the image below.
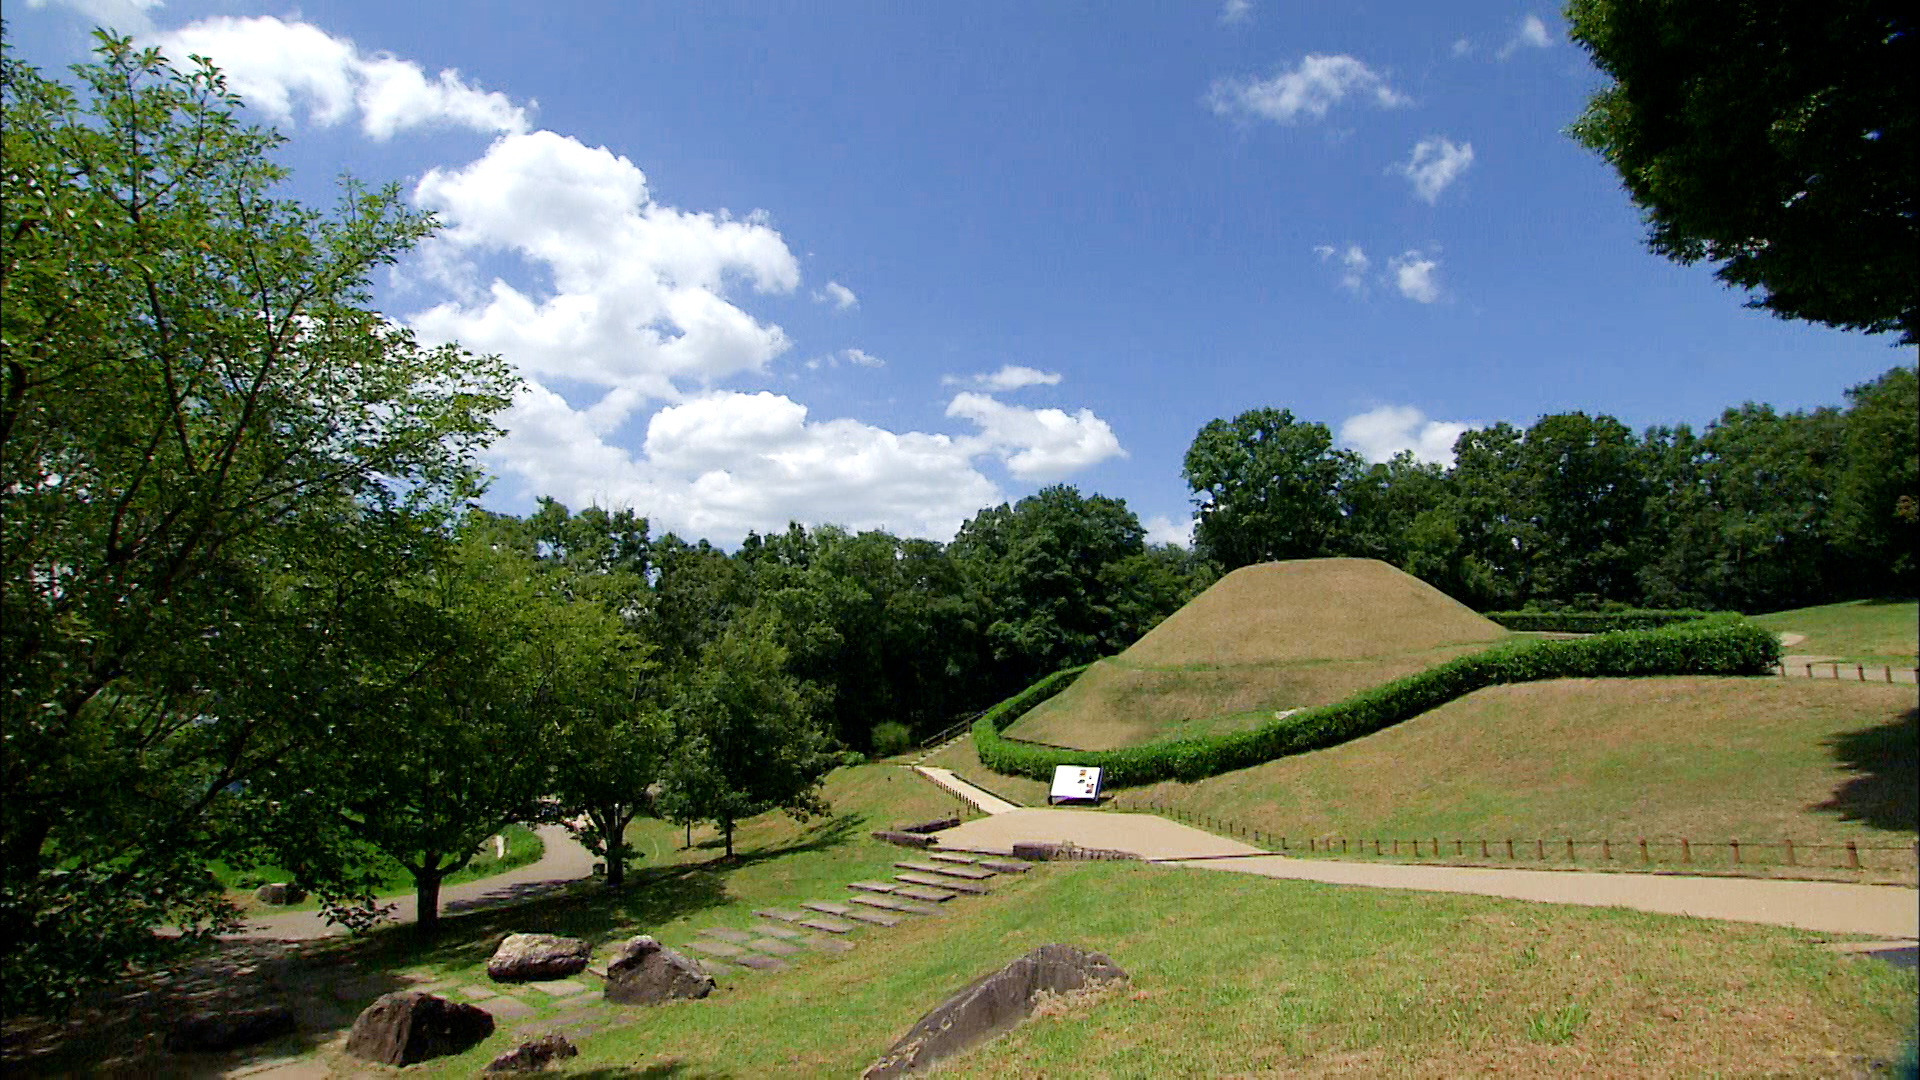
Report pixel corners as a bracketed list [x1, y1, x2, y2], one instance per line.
[1815, 707, 1918, 832]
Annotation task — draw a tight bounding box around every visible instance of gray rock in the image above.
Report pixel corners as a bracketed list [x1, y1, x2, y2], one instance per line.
[487, 933, 592, 982]
[482, 1031, 579, 1072]
[602, 935, 714, 1006]
[252, 882, 306, 905]
[863, 944, 1127, 1079]
[896, 817, 960, 835]
[164, 1005, 296, 1053]
[344, 991, 494, 1066]
[871, 830, 935, 848]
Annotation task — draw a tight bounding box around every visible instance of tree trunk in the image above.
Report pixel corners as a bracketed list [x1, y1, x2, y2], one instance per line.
[723, 820, 734, 860]
[603, 808, 636, 889]
[413, 868, 444, 934]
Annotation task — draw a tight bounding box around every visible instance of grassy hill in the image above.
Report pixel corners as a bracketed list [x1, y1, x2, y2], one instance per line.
[1117, 677, 1917, 879]
[1005, 558, 1509, 750]
[1754, 599, 1919, 667]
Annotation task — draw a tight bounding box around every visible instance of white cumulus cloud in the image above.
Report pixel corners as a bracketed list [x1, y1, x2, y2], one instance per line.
[1499, 15, 1554, 59]
[1209, 54, 1411, 124]
[1219, 0, 1253, 25]
[942, 365, 1064, 391]
[1142, 514, 1195, 548]
[944, 393, 1126, 481]
[1314, 244, 1372, 293]
[407, 129, 801, 428]
[804, 348, 884, 371]
[1395, 136, 1474, 203]
[1339, 406, 1475, 466]
[146, 16, 528, 140]
[1388, 250, 1442, 303]
[814, 281, 859, 310]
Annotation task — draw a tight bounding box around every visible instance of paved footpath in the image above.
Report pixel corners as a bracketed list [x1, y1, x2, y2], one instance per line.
[233, 824, 596, 940]
[931, 802, 1919, 941]
[912, 765, 1021, 815]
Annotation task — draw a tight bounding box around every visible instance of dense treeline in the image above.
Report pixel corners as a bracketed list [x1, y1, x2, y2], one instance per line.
[1186, 366, 1917, 613]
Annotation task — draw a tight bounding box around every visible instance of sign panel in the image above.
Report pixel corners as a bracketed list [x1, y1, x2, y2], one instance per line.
[1048, 765, 1104, 805]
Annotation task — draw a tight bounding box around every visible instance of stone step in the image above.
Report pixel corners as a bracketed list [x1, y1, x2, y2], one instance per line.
[754, 908, 813, 924]
[798, 916, 855, 934]
[748, 938, 803, 956]
[850, 893, 939, 916]
[926, 852, 978, 864]
[977, 859, 1033, 874]
[686, 940, 746, 959]
[732, 953, 788, 972]
[847, 881, 897, 894]
[756, 926, 807, 940]
[895, 860, 995, 881]
[893, 873, 975, 896]
[701, 928, 759, 944]
[839, 907, 902, 927]
[891, 882, 962, 902]
[801, 900, 853, 917]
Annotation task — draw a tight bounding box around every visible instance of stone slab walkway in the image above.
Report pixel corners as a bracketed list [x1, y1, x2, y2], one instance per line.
[912, 766, 1020, 815]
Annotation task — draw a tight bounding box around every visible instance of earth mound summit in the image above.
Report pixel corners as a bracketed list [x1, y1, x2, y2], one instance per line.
[1123, 557, 1504, 667]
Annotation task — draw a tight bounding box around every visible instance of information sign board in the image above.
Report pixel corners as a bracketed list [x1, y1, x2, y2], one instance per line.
[1048, 765, 1104, 805]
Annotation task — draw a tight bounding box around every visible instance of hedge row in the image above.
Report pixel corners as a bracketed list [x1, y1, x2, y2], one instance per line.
[1485, 609, 1712, 633]
[972, 617, 1780, 788]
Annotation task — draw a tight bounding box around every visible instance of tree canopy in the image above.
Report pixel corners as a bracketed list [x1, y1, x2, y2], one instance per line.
[1566, 0, 1918, 341]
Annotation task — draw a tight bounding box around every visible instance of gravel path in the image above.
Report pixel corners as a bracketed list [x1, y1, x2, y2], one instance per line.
[232, 824, 596, 940]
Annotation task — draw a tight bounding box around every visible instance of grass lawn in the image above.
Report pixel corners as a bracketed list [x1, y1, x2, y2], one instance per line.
[26, 760, 1914, 1076]
[1113, 677, 1917, 881]
[1755, 599, 1919, 667]
[209, 823, 547, 913]
[919, 729, 1053, 807]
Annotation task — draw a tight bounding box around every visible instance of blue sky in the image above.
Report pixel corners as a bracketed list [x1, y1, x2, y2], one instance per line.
[12, 1, 1907, 546]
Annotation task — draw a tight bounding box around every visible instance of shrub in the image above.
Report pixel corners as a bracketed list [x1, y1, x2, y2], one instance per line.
[870, 722, 914, 758]
[973, 617, 1779, 787]
[1486, 609, 1712, 633]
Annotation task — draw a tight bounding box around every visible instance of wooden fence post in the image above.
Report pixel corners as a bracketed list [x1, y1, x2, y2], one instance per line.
[1536, 839, 1545, 860]
[1506, 839, 1516, 860]
[1731, 839, 1741, 865]
[1783, 838, 1795, 866]
[1374, 839, 1382, 855]
[1566, 838, 1575, 861]
[1681, 838, 1691, 863]
[1456, 839, 1464, 857]
[1639, 838, 1649, 864]
[1602, 838, 1612, 861]
[1480, 839, 1489, 858]
[1846, 840, 1860, 869]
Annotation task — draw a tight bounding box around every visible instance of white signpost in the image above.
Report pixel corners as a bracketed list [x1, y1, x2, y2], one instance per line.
[1048, 765, 1104, 805]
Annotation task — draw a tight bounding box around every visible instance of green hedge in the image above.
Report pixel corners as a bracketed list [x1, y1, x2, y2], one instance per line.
[973, 617, 1779, 788]
[1485, 609, 1712, 633]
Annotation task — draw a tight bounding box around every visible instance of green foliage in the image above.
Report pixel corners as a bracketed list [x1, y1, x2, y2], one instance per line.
[1831, 367, 1919, 594]
[1485, 610, 1710, 632]
[870, 722, 914, 758]
[974, 619, 1780, 787]
[0, 36, 513, 1009]
[1566, 0, 1917, 341]
[1183, 408, 1363, 569]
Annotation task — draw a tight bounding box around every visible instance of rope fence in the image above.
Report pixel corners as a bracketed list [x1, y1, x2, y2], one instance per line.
[1118, 799, 1919, 874]
[1775, 661, 1918, 684]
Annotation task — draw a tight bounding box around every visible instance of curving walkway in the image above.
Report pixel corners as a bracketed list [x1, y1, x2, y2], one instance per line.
[912, 765, 1021, 815]
[926, 796, 1919, 941]
[231, 824, 596, 940]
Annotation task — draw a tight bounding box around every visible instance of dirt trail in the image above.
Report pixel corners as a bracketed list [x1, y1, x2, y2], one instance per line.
[232, 824, 595, 940]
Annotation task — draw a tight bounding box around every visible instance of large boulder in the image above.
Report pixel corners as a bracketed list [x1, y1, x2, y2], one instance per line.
[487, 933, 592, 982]
[252, 882, 306, 905]
[483, 1032, 579, 1073]
[164, 1005, 297, 1053]
[863, 944, 1127, 1079]
[602, 935, 714, 1006]
[344, 991, 494, 1066]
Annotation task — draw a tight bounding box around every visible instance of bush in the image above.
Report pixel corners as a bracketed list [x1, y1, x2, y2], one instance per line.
[1486, 609, 1712, 632]
[973, 617, 1779, 788]
[870, 722, 914, 758]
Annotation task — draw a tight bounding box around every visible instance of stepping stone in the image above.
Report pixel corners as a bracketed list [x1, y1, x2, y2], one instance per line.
[802, 901, 854, 917]
[797, 935, 854, 953]
[755, 908, 814, 924]
[524, 979, 592, 996]
[460, 985, 501, 1001]
[978, 859, 1032, 873]
[798, 916, 855, 935]
[687, 940, 747, 958]
[926, 853, 978, 864]
[847, 881, 898, 894]
[847, 905, 909, 926]
[483, 996, 537, 1020]
[895, 861, 994, 880]
[733, 954, 788, 972]
[893, 873, 973, 895]
[893, 883, 964, 902]
[702, 928, 759, 945]
[757, 926, 807, 940]
[851, 894, 938, 916]
[748, 938, 803, 956]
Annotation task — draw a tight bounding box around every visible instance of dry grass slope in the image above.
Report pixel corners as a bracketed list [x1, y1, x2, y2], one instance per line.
[1008, 559, 1510, 750]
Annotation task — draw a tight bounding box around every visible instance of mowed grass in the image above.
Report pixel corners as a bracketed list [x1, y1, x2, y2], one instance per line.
[1118, 677, 1918, 879]
[920, 732, 1053, 807]
[376, 860, 1909, 1078]
[1004, 557, 1510, 750]
[1755, 599, 1919, 666]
